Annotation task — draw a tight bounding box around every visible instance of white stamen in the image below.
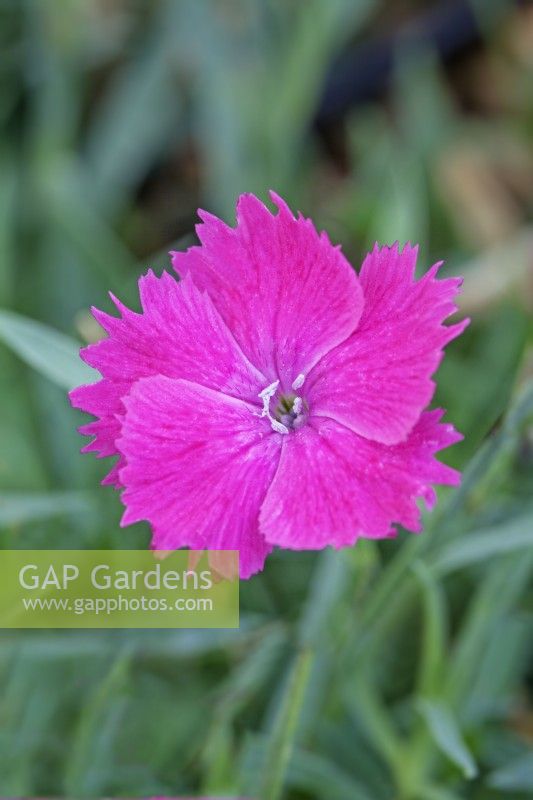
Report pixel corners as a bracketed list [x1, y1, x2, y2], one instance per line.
[258, 380, 280, 405]
[270, 418, 290, 435]
[258, 380, 289, 435]
[292, 373, 305, 390]
[292, 396, 303, 415]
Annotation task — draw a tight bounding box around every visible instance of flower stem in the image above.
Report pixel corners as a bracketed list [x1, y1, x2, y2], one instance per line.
[259, 648, 314, 800]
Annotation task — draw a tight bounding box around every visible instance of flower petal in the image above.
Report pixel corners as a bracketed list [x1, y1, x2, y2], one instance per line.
[69, 270, 267, 486]
[69, 378, 128, 486]
[306, 243, 469, 445]
[259, 410, 462, 550]
[171, 192, 363, 389]
[117, 375, 282, 579]
[79, 270, 266, 400]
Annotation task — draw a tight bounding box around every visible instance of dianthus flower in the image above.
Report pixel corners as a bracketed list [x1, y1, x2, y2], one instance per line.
[70, 192, 468, 578]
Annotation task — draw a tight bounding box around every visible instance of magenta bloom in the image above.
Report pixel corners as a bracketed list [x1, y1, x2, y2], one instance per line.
[70, 192, 468, 578]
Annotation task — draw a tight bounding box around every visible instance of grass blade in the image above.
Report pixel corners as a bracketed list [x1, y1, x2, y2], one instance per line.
[0, 310, 96, 390]
[417, 699, 477, 779]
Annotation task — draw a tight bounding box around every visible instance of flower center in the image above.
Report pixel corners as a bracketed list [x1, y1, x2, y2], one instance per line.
[258, 374, 308, 434]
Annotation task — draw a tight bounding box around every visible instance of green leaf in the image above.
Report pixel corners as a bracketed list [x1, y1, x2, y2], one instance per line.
[488, 753, 533, 792]
[445, 552, 533, 705]
[433, 510, 533, 574]
[428, 377, 533, 541]
[63, 650, 132, 794]
[85, 0, 185, 210]
[287, 745, 377, 800]
[412, 561, 447, 695]
[298, 548, 350, 648]
[0, 310, 96, 390]
[0, 148, 16, 306]
[504, 378, 533, 432]
[417, 699, 478, 779]
[40, 157, 134, 294]
[345, 678, 403, 775]
[240, 736, 377, 800]
[0, 491, 95, 526]
[0, 350, 48, 490]
[435, 306, 528, 466]
[416, 785, 463, 800]
[464, 616, 530, 722]
[256, 649, 314, 800]
[202, 626, 286, 791]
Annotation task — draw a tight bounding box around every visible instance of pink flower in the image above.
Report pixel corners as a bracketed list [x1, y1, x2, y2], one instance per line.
[70, 192, 468, 578]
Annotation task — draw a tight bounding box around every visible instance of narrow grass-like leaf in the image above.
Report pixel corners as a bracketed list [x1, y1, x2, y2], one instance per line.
[298, 548, 349, 647]
[464, 615, 530, 722]
[202, 626, 286, 791]
[41, 158, 134, 293]
[412, 560, 447, 695]
[488, 753, 533, 792]
[504, 378, 533, 432]
[433, 510, 533, 574]
[446, 552, 533, 704]
[345, 678, 403, 775]
[0, 149, 16, 306]
[85, 0, 185, 209]
[0, 310, 96, 390]
[417, 699, 477, 779]
[240, 736, 376, 800]
[417, 785, 464, 800]
[63, 650, 132, 794]
[257, 649, 314, 800]
[286, 745, 377, 800]
[0, 491, 95, 526]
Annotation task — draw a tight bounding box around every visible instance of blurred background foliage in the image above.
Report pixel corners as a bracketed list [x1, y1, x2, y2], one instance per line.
[0, 0, 532, 798]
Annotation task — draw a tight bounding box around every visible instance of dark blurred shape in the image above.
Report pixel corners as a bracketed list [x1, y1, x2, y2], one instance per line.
[316, 0, 525, 124]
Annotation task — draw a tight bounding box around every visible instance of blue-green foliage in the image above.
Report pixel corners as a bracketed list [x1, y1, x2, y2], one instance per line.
[0, 1, 531, 797]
